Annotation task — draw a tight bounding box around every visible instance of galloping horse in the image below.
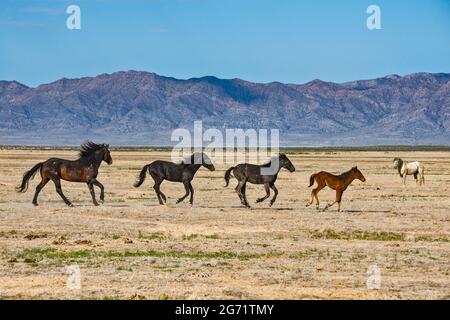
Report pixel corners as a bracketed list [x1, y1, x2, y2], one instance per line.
[224, 154, 296, 208]
[393, 157, 424, 186]
[134, 152, 215, 205]
[306, 166, 366, 212]
[16, 141, 112, 206]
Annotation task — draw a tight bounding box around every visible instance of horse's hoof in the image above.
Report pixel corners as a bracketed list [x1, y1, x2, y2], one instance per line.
[94, 203, 100, 207]
[67, 203, 73, 207]
[99, 200, 104, 204]
[32, 203, 38, 207]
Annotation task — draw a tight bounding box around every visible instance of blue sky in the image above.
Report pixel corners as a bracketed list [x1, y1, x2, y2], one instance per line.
[0, 0, 449, 87]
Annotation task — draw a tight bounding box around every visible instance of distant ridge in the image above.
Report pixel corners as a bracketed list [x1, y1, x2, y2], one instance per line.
[1, 71, 449, 146]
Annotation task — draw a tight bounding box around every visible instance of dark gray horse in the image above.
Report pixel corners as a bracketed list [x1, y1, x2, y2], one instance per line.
[224, 154, 295, 208]
[134, 152, 215, 205]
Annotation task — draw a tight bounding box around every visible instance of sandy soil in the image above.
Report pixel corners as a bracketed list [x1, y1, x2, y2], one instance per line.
[0, 149, 449, 300]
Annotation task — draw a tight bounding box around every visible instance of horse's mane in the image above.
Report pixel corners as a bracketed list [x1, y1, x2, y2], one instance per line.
[177, 152, 203, 165]
[261, 154, 283, 167]
[339, 167, 356, 178]
[261, 158, 274, 167]
[79, 141, 104, 158]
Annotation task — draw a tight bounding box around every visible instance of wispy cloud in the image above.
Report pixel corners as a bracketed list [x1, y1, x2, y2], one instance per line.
[21, 6, 65, 15]
[0, 19, 43, 27]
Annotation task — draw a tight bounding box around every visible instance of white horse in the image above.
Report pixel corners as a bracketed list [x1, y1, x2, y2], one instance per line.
[393, 157, 425, 186]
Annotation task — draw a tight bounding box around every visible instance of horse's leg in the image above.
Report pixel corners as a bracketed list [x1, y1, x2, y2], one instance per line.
[153, 181, 164, 205]
[337, 190, 343, 212]
[235, 183, 244, 203]
[306, 189, 314, 207]
[324, 189, 342, 212]
[150, 173, 165, 204]
[188, 181, 194, 205]
[52, 178, 72, 207]
[32, 176, 49, 206]
[235, 180, 246, 206]
[159, 188, 167, 203]
[154, 180, 166, 203]
[269, 183, 278, 207]
[403, 173, 407, 186]
[241, 182, 251, 207]
[419, 167, 425, 185]
[156, 182, 167, 203]
[413, 172, 418, 184]
[176, 181, 190, 204]
[150, 175, 164, 205]
[87, 183, 99, 206]
[312, 183, 325, 210]
[256, 183, 270, 203]
[91, 179, 105, 203]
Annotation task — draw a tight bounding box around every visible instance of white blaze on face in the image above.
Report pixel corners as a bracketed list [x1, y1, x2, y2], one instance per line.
[393, 159, 399, 168]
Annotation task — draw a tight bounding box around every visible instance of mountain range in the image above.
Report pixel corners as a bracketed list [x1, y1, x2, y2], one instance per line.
[0, 71, 449, 146]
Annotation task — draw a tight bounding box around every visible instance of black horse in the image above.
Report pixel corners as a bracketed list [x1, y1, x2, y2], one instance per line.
[224, 154, 295, 208]
[134, 152, 215, 205]
[16, 141, 113, 206]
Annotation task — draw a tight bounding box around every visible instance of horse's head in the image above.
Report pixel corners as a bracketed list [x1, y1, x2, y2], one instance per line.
[192, 152, 215, 171]
[279, 153, 295, 172]
[393, 157, 402, 169]
[79, 141, 112, 165]
[353, 166, 366, 182]
[102, 144, 113, 165]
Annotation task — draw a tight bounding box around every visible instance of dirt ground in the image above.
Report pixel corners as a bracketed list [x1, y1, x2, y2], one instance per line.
[0, 149, 449, 300]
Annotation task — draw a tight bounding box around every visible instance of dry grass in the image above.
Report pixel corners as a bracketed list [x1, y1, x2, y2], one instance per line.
[0, 149, 449, 300]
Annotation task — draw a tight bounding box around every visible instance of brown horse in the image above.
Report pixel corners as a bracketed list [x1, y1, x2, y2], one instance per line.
[16, 141, 112, 206]
[306, 166, 366, 212]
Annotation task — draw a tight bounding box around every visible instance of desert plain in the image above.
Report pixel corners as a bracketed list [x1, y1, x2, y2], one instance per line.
[0, 148, 449, 299]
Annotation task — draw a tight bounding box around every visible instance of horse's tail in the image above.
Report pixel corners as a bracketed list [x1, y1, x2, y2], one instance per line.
[16, 162, 43, 193]
[224, 167, 235, 187]
[134, 164, 149, 188]
[308, 174, 316, 187]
